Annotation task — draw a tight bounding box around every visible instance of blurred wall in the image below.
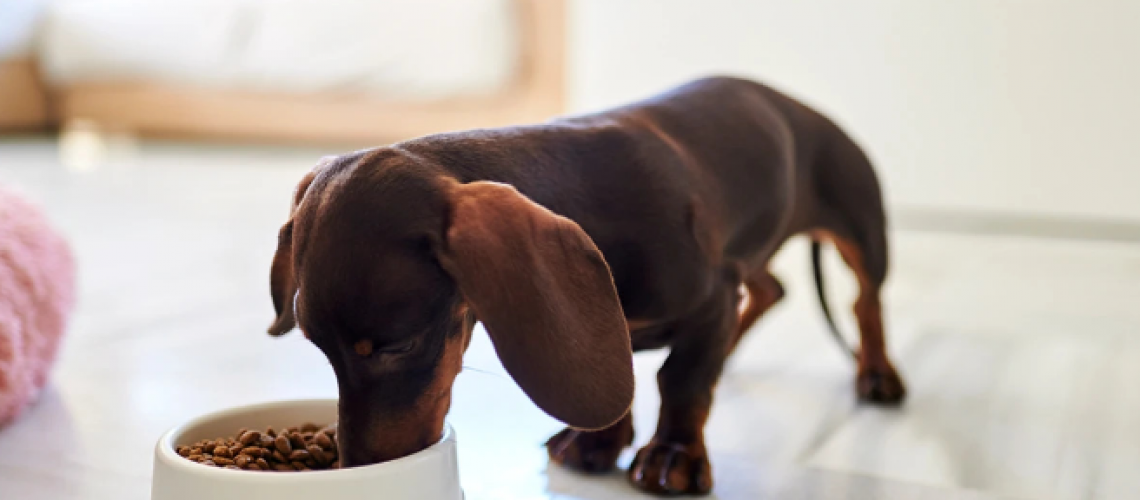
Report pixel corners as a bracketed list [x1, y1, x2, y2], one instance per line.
[569, 0, 1140, 223]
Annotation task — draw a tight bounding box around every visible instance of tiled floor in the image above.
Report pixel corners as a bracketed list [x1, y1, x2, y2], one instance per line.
[1, 137, 1137, 499]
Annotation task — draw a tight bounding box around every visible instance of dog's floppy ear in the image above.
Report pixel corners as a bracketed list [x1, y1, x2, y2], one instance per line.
[437, 181, 634, 430]
[267, 166, 321, 336]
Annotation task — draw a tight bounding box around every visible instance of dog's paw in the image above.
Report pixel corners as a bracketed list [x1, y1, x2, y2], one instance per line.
[857, 363, 907, 404]
[546, 415, 633, 474]
[628, 440, 712, 496]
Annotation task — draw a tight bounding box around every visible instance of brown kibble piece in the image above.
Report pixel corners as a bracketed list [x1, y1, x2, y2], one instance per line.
[239, 430, 260, 446]
[313, 432, 333, 451]
[225, 465, 241, 471]
[234, 455, 251, 468]
[188, 454, 203, 462]
[213, 457, 234, 466]
[288, 449, 310, 461]
[213, 446, 231, 458]
[256, 458, 269, 470]
[289, 433, 306, 449]
[246, 463, 262, 471]
[274, 435, 292, 454]
[273, 463, 293, 472]
[259, 434, 275, 448]
[176, 446, 190, 458]
[272, 450, 286, 463]
[291, 462, 308, 471]
[301, 423, 320, 433]
[307, 445, 328, 465]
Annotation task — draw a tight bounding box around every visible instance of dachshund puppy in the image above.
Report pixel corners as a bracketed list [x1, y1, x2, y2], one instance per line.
[268, 76, 905, 496]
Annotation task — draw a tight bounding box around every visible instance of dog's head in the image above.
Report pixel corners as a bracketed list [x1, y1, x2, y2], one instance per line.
[268, 149, 634, 466]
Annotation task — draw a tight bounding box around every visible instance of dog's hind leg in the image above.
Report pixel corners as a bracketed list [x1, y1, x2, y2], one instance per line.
[813, 130, 906, 404]
[732, 270, 784, 350]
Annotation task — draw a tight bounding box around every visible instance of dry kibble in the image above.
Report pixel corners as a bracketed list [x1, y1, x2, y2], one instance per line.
[239, 430, 260, 446]
[274, 435, 292, 454]
[307, 445, 328, 464]
[289, 433, 306, 450]
[313, 432, 333, 451]
[179, 423, 339, 472]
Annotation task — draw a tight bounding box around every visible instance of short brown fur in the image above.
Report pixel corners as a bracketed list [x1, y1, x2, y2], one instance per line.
[268, 76, 904, 496]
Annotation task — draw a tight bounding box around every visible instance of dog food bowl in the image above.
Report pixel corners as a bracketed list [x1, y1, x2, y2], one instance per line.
[152, 399, 462, 500]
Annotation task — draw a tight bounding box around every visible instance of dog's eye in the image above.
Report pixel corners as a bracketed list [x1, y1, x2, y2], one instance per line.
[378, 339, 416, 355]
[353, 339, 415, 358]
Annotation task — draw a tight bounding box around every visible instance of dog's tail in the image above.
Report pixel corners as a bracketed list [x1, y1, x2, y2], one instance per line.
[811, 240, 858, 361]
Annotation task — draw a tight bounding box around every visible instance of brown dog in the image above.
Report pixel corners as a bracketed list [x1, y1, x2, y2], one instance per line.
[267, 76, 905, 496]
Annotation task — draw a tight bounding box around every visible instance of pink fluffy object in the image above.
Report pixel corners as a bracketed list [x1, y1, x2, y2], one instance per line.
[0, 186, 75, 428]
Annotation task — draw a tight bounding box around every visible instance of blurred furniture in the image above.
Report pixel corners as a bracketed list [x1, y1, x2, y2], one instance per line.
[17, 0, 564, 145]
[0, 1, 51, 131]
[0, 60, 50, 131]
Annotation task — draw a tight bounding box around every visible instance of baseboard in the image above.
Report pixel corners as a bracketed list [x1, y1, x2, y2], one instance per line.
[892, 208, 1140, 243]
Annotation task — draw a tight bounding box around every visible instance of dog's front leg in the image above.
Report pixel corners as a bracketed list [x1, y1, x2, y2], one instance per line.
[546, 412, 634, 473]
[629, 278, 740, 496]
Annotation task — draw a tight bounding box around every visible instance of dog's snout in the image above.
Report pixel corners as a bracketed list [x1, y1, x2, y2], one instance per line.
[335, 410, 442, 467]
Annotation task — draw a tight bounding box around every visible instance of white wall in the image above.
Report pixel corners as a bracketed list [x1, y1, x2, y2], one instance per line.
[569, 0, 1140, 222]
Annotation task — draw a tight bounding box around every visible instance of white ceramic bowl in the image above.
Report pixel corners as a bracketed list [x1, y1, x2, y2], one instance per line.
[152, 399, 462, 500]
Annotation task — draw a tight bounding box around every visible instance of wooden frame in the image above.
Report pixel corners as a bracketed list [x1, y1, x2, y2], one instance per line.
[0, 59, 51, 132]
[52, 0, 565, 145]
